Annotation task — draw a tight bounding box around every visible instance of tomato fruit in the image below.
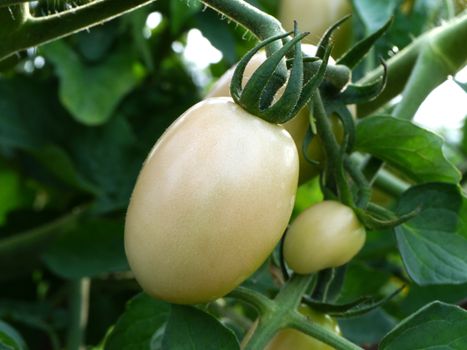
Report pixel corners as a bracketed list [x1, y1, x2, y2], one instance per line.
[207, 45, 346, 184]
[125, 97, 299, 304]
[242, 306, 340, 349]
[284, 200, 366, 274]
[278, 0, 353, 58]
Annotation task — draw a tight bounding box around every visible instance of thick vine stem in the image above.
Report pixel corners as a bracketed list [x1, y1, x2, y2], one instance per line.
[290, 311, 363, 350]
[0, 0, 156, 60]
[358, 11, 467, 117]
[242, 274, 313, 350]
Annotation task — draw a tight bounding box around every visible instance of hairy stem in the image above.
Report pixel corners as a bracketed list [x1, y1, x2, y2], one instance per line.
[0, 0, 156, 60]
[357, 11, 467, 117]
[201, 0, 288, 80]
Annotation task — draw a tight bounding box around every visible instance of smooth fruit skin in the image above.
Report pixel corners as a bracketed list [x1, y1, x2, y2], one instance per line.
[278, 0, 352, 58]
[125, 97, 299, 304]
[207, 45, 344, 184]
[284, 201, 366, 274]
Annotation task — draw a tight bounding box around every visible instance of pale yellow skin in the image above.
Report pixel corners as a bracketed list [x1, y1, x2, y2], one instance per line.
[125, 97, 299, 304]
[207, 45, 338, 184]
[278, 0, 353, 58]
[284, 200, 366, 274]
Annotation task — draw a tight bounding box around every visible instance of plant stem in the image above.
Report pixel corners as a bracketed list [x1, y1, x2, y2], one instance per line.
[393, 13, 467, 120]
[0, 206, 85, 254]
[0, 3, 29, 34]
[313, 92, 354, 206]
[0, 0, 156, 60]
[357, 11, 467, 117]
[201, 0, 287, 79]
[201, 0, 283, 41]
[373, 168, 410, 196]
[66, 278, 91, 350]
[274, 273, 313, 309]
[242, 274, 313, 350]
[228, 287, 275, 315]
[290, 311, 363, 350]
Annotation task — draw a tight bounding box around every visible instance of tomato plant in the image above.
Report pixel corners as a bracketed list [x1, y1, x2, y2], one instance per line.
[125, 97, 298, 304]
[0, 1, 466, 350]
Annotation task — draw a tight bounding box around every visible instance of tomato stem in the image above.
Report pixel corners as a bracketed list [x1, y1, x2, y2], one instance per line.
[241, 274, 313, 349]
[201, 0, 288, 79]
[289, 311, 363, 350]
[66, 278, 90, 350]
[312, 92, 354, 207]
[357, 12, 467, 117]
[228, 286, 275, 315]
[0, 0, 157, 61]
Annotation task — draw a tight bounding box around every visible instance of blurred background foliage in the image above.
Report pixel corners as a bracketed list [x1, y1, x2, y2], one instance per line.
[0, 0, 466, 349]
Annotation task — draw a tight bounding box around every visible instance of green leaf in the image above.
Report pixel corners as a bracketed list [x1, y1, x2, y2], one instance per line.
[355, 116, 461, 184]
[105, 294, 170, 350]
[391, 282, 467, 319]
[0, 320, 27, 350]
[42, 219, 128, 278]
[162, 305, 240, 350]
[339, 309, 397, 345]
[351, 0, 400, 33]
[395, 183, 467, 285]
[380, 301, 467, 349]
[31, 145, 99, 194]
[42, 41, 145, 126]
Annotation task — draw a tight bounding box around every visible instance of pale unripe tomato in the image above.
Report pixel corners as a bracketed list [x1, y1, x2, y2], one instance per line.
[278, 0, 352, 57]
[207, 46, 347, 184]
[125, 97, 299, 304]
[284, 201, 366, 274]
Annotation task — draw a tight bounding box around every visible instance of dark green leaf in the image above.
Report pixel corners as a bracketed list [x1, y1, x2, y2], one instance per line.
[395, 183, 467, 285]
[105, 293, 170, 350]
[389, 282, 467, 319]
[42, 219, 128, 278]
[162, 305, 239, 350]
[380, 301, 467, 349]
[42, 41, 145, 126]
[339, 309, 397, 345]
[0, 320, 27, 350]
[338, 262, 391, 303]
[355, 116, 461, 184]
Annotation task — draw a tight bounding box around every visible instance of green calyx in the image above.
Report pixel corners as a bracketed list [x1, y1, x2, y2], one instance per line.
[231, 24, 310, 124]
